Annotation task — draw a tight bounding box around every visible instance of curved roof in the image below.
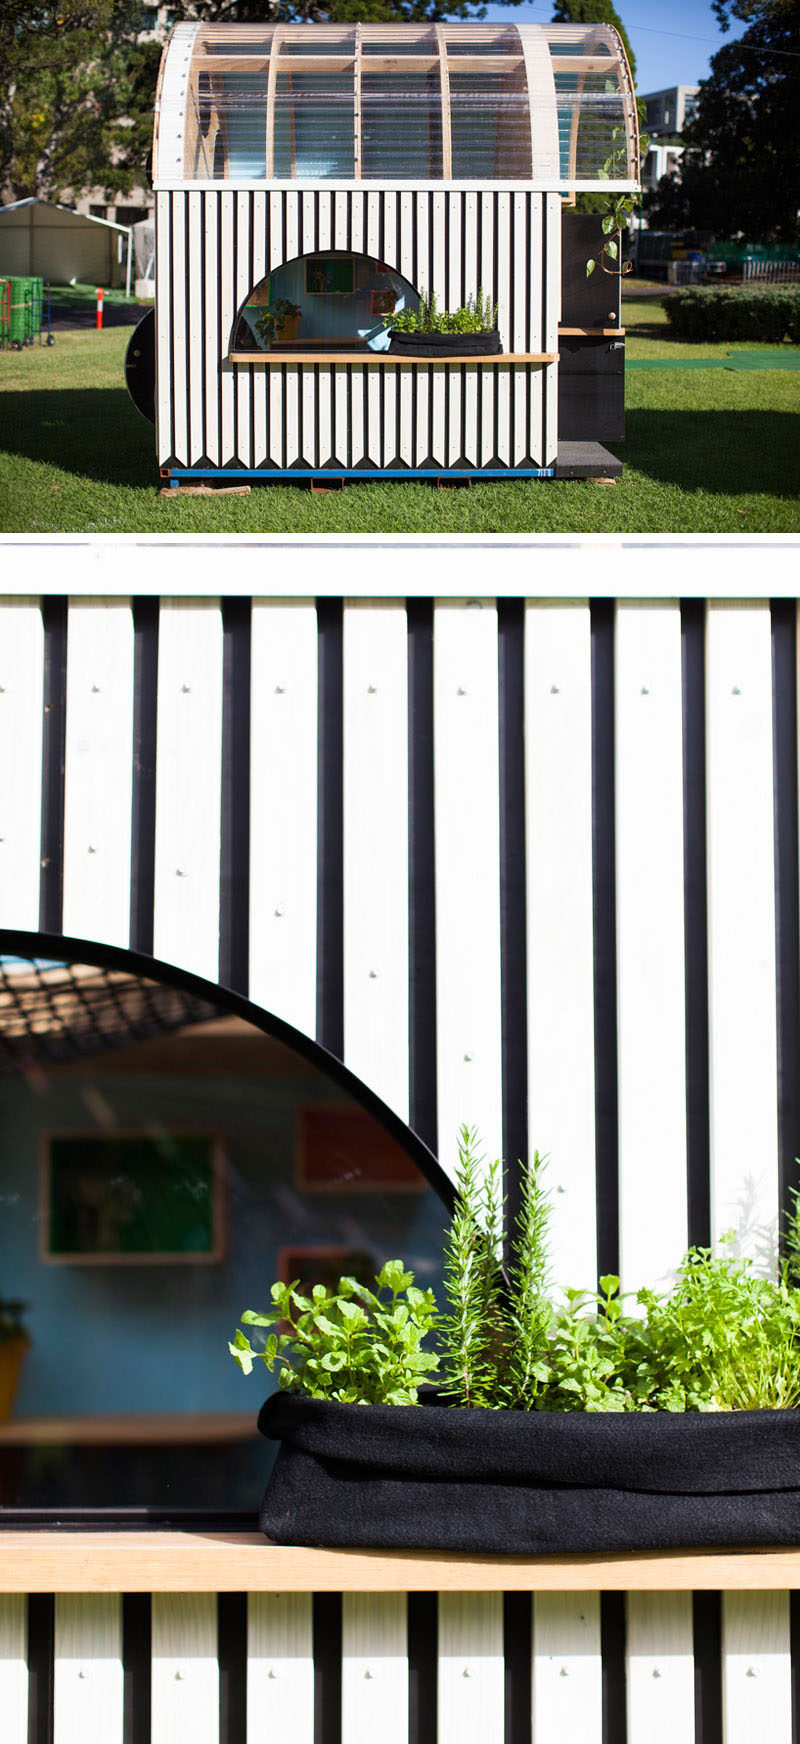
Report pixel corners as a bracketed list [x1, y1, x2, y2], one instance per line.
[154, 21, 639, 189]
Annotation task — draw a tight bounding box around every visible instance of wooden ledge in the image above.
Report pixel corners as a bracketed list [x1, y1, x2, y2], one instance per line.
[228, 352, 558, 366]
[3, 1533, 800, 1593]
[558, 326, 625, 337]
[0, 1414, 256, 1447]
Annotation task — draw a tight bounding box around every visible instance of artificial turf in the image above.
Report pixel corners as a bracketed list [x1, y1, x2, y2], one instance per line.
[1, 303, 798, 534]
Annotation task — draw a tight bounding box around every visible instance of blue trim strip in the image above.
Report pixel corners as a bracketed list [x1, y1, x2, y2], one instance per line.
[167, 466, 556, 483]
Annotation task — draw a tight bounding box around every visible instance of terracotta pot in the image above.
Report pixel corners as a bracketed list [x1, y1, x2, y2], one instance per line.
[0, 1336, 29, 1422]
[275, 313, 300, 344]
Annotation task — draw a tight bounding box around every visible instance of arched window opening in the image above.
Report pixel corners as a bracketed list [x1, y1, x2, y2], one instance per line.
[232, 252, 420, 356]
[0, 944, 447, 1517]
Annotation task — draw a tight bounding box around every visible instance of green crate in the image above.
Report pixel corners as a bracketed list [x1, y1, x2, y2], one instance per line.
[3, 275, 44, 345]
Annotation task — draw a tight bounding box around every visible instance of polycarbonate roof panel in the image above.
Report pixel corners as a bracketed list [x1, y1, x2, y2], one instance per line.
[155, 20, 638, 187]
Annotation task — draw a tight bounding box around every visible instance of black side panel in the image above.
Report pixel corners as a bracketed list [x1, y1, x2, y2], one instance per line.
[558, 338, 626, 445]
[561, 211, 622, 330]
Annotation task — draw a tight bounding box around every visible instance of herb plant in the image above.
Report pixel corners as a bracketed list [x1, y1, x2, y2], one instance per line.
[253, 298, 302, 347]
[385, 289, 498, 335]
[585, 98, 650, 280]
[230, 1261, 439, 1405]
[0, 1298, 28, 1344]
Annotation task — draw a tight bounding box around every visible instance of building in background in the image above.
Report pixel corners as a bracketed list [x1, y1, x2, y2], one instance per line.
[639, 85, 699, 194]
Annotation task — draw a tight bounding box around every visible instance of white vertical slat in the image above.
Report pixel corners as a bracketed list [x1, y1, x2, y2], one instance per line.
[626, 1593, 694, 1744]
[351, 366, 365, 468]
[188, 191, 203, 465]
[400, 191, 414, 287]
[434, 600, 502, 1177]
[249, 600, 318, 1037]
[236, 192, 252, 468]
[220, 192, 235, 463]
[204, 193, 220, 466]
[0, 598, 43, 929]
[431, 191, 446, 307]
[285, 192, 299, 264]
[415, 192, 429, 300]
[343, 601, 409, 1120]
[438, 1595, 504, 1744]
[335, 366, 349, 467]
[399, 367, 413, 469]
[527, 193, 544, 466]
[513, 194, 527, 464]
[481, 367, 495, 468]
[318, 189, 332, 253]
[62, 600, 134, 949]
[341, 1595, 408, 1744]
[153, 600, 223, 982]
[722, 1594, 791, 1744]
[302, 367, 316, 466]
[318, 366, 333, 468]
[533, 1593, 603, 1744]
[448, 367, 462, 468]
[247, 1594, 313, 1744]
[448, 189, 462, 310]
[269, 369, 284, 469]
[334, 192, 348, 252]
[252, 191, 268, 467]
[431, 369, 447, 469]
[416, 366, 430, 466]
[302, 191, 315, 257]
[367, 193, 380, 263]
[286, 367, 300, 468]
[367, 368, 381, 467]
[462, 190, 478, 468]
[463, 367, 478, 468]
[544, 194, 561, 465]
[351, 191, 364, 257]
[151, 1596, 218, 1744]
[54, 1594, 123, 1744]
[495, 192, 511, 466]
[383, 189, 397, 269]
[383, 363, 397, 466]
[616, 601, 687, 1290]
[525, 602, 596, 1287]
[156, 191, 173, 465]
[269, 190, 284, 271]
[171, 192, 188, 466]
[0, 1595, 27, 1744]
[706, 601, 779, 1264]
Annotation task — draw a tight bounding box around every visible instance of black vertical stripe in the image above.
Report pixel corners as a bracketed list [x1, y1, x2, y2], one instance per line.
[498, 599, 528, 1254]
[407, 598, 437, 1153]
[130, 598, 159, 956]
[408, 1593, 437, 1744]
[27, 1594, 54, 1744]
[503, 1593, 532, 1744]
[771, 598, 800, 1241]
[681, 599, 711, 1251]
[591, 600, 619, 1281]
[316, 599, 344, 1057]
[313, 1594, 342, 1744]
[693, 1593, 723, 1744]
[600, 1593, 627, 1744]
[218, 1593, 247, 1744]
[122, 1594, 151, 1744]
[39, 596, 67, 934]
[219, 597, 252, 994]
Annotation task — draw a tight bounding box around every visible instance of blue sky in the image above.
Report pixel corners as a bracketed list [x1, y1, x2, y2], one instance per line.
[478, 0, 749, 93]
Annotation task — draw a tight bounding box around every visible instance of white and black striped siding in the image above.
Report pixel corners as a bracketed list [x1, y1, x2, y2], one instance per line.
[154, 189, 560, 472]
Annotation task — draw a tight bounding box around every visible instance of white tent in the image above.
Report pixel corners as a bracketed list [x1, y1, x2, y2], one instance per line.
[0, 199, 133, 289]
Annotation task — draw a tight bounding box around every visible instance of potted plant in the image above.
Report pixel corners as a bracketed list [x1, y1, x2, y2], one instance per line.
[383, 290, 501, 357]
[252, 298, 302, 349]
[231, 1131, 800, 1555]
[0, 1297, 30, 1423]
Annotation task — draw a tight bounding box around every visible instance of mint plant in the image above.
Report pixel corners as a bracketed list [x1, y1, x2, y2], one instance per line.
[385, 289, 498, 335]
[230, 1261, 439, 1405]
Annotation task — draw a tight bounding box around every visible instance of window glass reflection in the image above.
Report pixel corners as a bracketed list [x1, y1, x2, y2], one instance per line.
[0, 958, 445, 1513]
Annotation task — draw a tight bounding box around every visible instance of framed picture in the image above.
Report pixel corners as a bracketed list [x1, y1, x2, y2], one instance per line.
[305, 256, 355, 295]
[296, 1106, 425, 1193]
[370, 288, 396, 317]
[41, 1131, 226, 1264]
[277, 1245, 377, 1297]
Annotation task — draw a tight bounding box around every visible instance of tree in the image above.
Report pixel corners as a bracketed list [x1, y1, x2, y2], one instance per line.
[551, 0, 636, 84]
[0, 0, 159, 205]
[645, 0, 800, 243]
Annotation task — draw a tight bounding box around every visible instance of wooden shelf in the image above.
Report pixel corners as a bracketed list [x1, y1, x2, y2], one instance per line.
[0, 1414, 257, 1447]
[228, 352, 558, 366]
[558, 326, 625, 337]
[2, 1533, 800, 1594]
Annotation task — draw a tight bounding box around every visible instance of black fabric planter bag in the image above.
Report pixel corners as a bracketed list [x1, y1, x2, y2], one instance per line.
[386, 329, 502, 357]
[258, 1394, 800, 1553]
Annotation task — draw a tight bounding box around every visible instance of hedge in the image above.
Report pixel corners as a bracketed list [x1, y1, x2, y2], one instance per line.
[663, 285, 800, 344]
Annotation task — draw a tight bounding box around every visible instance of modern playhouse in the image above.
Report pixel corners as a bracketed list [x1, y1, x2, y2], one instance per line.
[140, 21, 639, 483]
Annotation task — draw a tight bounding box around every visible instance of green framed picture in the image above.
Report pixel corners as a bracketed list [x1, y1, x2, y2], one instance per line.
[42, 1132, 225, 1264]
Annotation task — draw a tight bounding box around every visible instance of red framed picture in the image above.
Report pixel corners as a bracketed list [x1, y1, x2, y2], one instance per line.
[296, 1106, 425, 1193]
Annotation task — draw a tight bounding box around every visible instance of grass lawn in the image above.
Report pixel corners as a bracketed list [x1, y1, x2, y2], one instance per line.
[1, 308, 798, 534]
